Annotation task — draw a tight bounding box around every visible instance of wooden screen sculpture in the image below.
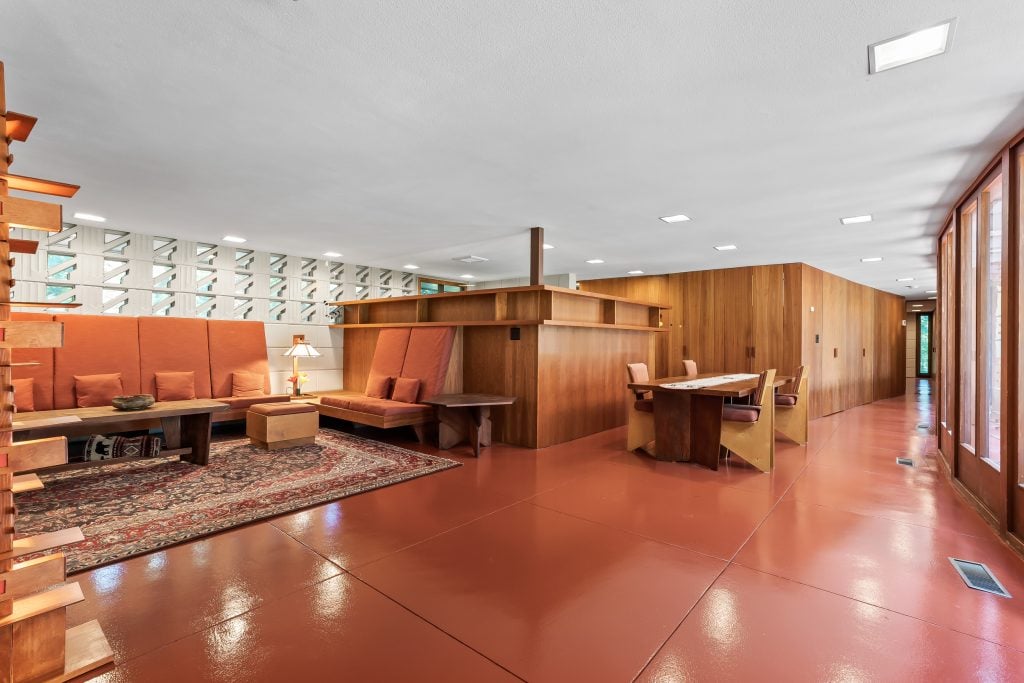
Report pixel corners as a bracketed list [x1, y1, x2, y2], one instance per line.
[0, 62, 114, 681]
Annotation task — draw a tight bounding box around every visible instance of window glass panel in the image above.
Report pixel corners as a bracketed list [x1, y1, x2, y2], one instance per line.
[979, 175, 1002, 466]
[918, 314, 930, 375]
[960, 202, 977, 451]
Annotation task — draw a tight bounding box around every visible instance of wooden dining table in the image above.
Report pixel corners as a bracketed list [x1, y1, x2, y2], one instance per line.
[627, 372, 791, 470]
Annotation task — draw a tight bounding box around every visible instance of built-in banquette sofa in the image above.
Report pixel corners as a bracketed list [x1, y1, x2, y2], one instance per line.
[317, 326, 455, 439]
[11, 313, 290, 425]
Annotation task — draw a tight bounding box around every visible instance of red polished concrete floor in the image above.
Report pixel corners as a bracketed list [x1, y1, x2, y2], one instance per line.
[69, 380, 1024, 682]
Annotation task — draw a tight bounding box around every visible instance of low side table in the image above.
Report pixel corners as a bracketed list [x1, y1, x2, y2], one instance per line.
[422, 394, 515, 456]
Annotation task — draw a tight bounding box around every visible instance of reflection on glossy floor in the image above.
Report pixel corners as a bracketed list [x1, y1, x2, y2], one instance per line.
[72, 380, 1024, 682]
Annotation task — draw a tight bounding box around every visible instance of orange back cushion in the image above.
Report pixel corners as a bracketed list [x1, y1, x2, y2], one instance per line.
[391, 377, 420, 403]
[232, 371, 266, 397]
[207, 320, 271, 398]
[12, 377, 35, 412]
[367, 328, 411, 390]
[400, 327, 454, 402]
[10, 312, 56, 410]
[365, 374, 393, 399]
[155, 371, 197, 401]
[139, 318, 213, 398]
[54, 315, 141, 409]
[74, 373, 124, 408]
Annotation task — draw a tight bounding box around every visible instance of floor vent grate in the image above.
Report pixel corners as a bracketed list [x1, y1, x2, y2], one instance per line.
[896, 457, 914, 467]
[916, 423, 931, 430]
[949, 558, 1012, 598]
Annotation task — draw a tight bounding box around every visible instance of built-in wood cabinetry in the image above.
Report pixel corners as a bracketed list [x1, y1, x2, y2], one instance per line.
[581, 263, 906, 419]
[332, 286, 665, 448]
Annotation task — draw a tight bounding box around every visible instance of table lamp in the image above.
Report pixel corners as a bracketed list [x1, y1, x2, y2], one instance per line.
[283, 334, 320, 396]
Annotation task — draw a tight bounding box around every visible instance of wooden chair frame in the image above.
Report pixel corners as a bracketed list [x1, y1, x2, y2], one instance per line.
[626, 363, 655, 452]
[720, 369, 776, 472]
[775, 368, 808, 445]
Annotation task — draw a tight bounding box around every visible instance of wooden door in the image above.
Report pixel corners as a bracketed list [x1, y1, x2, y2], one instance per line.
[857, 285, 876, 406]
[713, 267, 753, 373]
[801, 265, 825, 418]
[751, 265, 785, 375]
[820, 273, 847, 415]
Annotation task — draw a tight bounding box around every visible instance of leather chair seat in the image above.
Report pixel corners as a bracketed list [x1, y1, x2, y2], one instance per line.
[723, 405, 761, 423]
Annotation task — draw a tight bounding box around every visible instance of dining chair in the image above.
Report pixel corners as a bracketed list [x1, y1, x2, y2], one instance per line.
[774, 365, 808, 444]
[719, 368, 776, 472]
[682, 359, 698, 377]
[626, 362, 655, 453]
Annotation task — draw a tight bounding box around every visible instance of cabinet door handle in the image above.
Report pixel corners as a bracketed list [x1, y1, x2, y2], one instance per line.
[834, 348, 839, 358]
[751, 346, 756, 359]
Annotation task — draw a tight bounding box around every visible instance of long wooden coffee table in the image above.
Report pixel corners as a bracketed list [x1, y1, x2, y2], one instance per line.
[422, 393, 515, 457]
[14, 399, 230, 468]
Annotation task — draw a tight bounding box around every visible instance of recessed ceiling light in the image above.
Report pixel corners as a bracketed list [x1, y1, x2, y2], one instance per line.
[926, 290, 937, 294]
[928, 296, 937, 300]
[223, 235, 247, 244]
[459, 274, 475, 279]
[627, 270, 644, 275]
[861, 257, 883, 263]
[73, 212, 106, 222]
[585, 259, 605, 264]
[454, 255, 488, 263]
[912, 304, 923, 308]
[869, 20, 955, 74]
[660, 214, 691, 223]
[714, 244, 737, 251]
[322, 251, 342, 258]
[543, 243, 554, 250]
[897, 277, 914, 282]
[403, 264, 420, 270]
[841, 215, 873, 225]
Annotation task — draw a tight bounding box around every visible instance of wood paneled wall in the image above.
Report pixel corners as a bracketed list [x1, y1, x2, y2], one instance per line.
[582, 263, 905, 418]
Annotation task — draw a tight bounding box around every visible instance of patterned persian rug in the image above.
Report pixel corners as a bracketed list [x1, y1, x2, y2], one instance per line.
[16, 429, 459, 573]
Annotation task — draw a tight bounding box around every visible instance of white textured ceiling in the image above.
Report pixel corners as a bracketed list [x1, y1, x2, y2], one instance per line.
[3, 1, 1024, 297]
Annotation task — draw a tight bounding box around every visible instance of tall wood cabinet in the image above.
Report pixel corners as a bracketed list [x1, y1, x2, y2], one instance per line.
[582, 262, 906, 419]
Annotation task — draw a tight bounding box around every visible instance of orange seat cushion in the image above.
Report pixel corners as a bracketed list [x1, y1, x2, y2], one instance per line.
[320, 395, 352, 410]
[13, 377, 35, 412]
[217, 395, 291, 410]
[207, 320, 271, 398]
[248, 402, 317, 416]
[155, 371, 197, 401]
[723, 405, 761, 423]
[399, 327, 454, 401]
[343, 396, 431, 417]
[139, 318, 213, 398]
[55, 315, 141, 409]
[775, 394, 798, 407]
[365, 374, 393, 399]
[634, 398, 653, 413]
[74, 373, 124, 408]
[232, 371, 266, 398]
[391, 377, 420, 403]
[367, 328, 412, 385]
[11, 312, 55, 411]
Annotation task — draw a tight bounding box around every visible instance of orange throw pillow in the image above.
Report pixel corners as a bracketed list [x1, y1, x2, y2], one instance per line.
[365, 374, 392, 399]
[391, 377, 420, 403]
[232, 371, 265, 397]
[12, 377, 34, 412]
[74, 373, 124, 408]
[155, 371, 197, 401]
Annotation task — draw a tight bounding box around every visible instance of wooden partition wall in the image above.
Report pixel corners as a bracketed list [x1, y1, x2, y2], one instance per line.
[333, 286, 666, 448]
[580, 263, 906, 419]
[935, 127, 1023, 555]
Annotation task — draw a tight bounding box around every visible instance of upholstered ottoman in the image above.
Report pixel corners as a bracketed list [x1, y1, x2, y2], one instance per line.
[246, 402, 319, 450]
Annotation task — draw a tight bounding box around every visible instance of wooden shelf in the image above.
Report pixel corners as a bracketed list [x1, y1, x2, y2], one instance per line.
[0, 195, 62, 232]
[4, 112, 38, 142]
[0, 320, 64, 348]
[60, 620, 115, 682]
[331, 319, 665, 332]
[0, 173, 79, 198]
[0, 582, 84, 628]
[0, 554, 66, 602]
[0, 528, 84, 563]
[11, 416, 81, 432]
[11, 472, 42, 493]
[8, 238, 38, 254]
[327, 284, 670, 310]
